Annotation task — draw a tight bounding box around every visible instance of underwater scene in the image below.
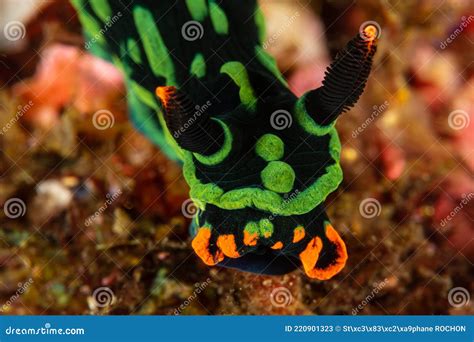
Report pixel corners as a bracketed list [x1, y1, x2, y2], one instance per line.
[0, 0, 472, 316]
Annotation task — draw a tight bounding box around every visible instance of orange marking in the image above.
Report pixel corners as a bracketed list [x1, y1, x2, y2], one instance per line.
[216, 234, 240, 258]
[243, 231, 258, 246]
[271, 241, 283, 250]
[293, 226, 305, 243]
[191, 228, 224, 266]
[155, 86, 176, 107]
[363, 25, 378, 41]
[299, 236, 323, 278]
[322, 225, 348, 278]
[298, 225, 348, 280]
[362, 24, 378, 51]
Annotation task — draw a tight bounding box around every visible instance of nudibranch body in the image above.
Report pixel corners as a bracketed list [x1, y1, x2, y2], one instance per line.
[72, 0, 378, 279]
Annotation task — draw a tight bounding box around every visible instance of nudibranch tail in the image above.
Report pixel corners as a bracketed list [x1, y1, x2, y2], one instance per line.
[191, 222, 348, 280]
[191, 203, 348, 280]
[303, 27, 378, 126]
[156, 86, 224, 156]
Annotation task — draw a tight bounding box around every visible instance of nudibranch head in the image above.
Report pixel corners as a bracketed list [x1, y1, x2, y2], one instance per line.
[156, 29, 377, 280]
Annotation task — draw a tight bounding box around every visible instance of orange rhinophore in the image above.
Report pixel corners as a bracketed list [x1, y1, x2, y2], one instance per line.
[362, 24, 379, 50]
[155, 86, 176, 108]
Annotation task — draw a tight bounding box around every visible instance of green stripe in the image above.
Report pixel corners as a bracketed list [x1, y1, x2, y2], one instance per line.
[89, 1, 113, 22]
[209, 1, 229, 35]
[220, 61, 257, 111]
[190, 53, 206, 78]
[194, 119, 232, 165]
[254, 8, 266, 43]
[127, 38, 142, 64]
[255, 46, 287, 86]
[133, 6, 176, 85]
[294, 94, 335, 136]
[74, 8, 106, 44]
[129, 81, 159, 111]
[185, 0, 208, 21]
[70, 0, 85, 9]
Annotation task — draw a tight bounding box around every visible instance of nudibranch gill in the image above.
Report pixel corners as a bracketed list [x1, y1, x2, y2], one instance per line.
[72, 0, 378, 279]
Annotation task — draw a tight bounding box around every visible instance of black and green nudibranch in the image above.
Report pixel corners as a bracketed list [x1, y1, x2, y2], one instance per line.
[72, 0, 378, 279]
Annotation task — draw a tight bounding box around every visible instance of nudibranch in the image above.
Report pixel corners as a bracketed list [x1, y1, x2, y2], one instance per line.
[72, 0, 378, 279]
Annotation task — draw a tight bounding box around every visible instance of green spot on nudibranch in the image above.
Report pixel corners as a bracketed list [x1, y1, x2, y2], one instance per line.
[209, 1, 229, 35]
[182, 128, 343, 215]
[255, 134, 284, 161]
[258, 219, 274, 238]
[220, 62, 257, 111]
[185, 0, 208, 21]
[295, 95, 335, 136]
[261, 161, 296, 193]
[127, 38, 142, 64]
[194, 119, 232, 165]
[244, 222, 259, 235]
[133, 6, 176, 85]
[190, 53, 206, 78]
[244, 219, 274, 238]
[89, 1, 113, 22]
[255, 46, 288, 86]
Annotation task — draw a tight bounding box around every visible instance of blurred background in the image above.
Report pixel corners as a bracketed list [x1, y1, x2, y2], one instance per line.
[0, 0, 472, 315]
